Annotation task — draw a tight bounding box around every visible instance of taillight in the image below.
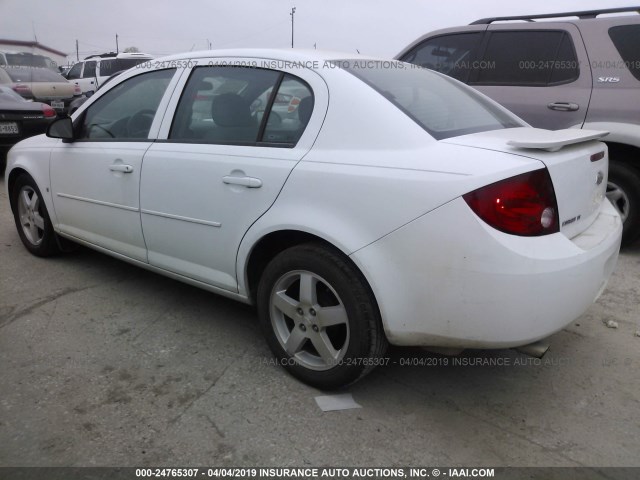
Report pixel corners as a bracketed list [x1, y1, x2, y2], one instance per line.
[12, 83, 32, 96]
[73, 84, 82, 95]
[288, 96, 301, 112]
[463, 169, 559, 236]
[41, 104, 56, 118]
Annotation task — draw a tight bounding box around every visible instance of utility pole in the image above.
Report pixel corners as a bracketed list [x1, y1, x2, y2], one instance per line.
[76, 39, 79, 61]
[116, 33, 119, 53]
[290, 7, 296, 48]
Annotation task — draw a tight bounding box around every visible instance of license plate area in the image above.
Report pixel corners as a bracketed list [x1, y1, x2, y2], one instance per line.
[0, 121, 19, 135]
[51, 101, 64, 110]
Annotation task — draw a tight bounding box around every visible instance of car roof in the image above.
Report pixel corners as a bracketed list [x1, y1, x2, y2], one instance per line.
[470, 6, 640, 25]
[152, 48, 385, 64]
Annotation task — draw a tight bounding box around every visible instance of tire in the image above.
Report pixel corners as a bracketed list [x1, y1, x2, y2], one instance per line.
[607, 162, 640, 247]
[257, 243, 388, 390]
[0, 149, 6, 177]
[11, 174, 61, 257]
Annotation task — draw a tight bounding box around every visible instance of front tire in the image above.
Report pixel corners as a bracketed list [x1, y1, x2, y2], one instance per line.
[257, 243, 388, 390]
[607, 162, 640, 247]
[11, 174, 61, 257]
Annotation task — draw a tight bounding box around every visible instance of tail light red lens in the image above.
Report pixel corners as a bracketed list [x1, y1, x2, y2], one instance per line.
[41, 104, 56, 118]
[463, 169, 559, 236]
[73, 84, 82, 95]
[12, 84, 32, 96]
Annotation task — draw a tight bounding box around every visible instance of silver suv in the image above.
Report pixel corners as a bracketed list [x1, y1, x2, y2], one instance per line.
[397, 6, 640, 245]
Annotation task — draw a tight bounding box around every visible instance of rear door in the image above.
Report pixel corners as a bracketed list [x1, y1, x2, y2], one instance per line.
[470, 24, 592, 129]
[140, 60, 327, 291]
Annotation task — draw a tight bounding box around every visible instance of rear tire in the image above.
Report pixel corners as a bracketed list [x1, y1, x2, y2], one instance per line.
[257, 243, 388, 390]
[607, 162, 640, 247]
[11, 174, 61, 257]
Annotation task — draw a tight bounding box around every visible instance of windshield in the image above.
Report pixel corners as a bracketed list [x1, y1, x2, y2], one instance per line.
[337, 59, 523, 140]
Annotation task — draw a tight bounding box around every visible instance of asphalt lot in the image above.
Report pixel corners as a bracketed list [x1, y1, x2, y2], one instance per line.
[1, 173, 639, 469]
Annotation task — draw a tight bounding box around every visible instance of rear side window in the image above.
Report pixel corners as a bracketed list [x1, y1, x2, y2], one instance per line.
[340, 60, 523, 140]
[83, 61, 97, 78]
[400, 33, 483, 82]
[609, 25, 640, 81]
[100, 59, 117, 77]
[170, 66, 313, 146]
[474, 31, 579, 86]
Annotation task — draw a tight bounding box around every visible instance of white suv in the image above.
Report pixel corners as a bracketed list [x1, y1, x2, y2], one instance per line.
[65, 52, 153, 94]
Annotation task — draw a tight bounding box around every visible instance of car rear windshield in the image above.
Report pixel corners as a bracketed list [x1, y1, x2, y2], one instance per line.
[5, 68, 67, 83]
[5, 53, 50, 68]
[337, 60, 523, 140]
[609, 25, 640, 81]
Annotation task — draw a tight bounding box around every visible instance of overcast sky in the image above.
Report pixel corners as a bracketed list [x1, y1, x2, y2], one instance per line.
[0, 0, 637, 63]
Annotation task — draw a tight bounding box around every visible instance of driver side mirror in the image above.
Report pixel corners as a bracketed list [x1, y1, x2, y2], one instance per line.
[47, 117, 75, 142]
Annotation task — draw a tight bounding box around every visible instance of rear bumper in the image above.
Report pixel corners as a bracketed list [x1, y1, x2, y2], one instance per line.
[351, 197, 622, 348]
[33, 96, 76, 113]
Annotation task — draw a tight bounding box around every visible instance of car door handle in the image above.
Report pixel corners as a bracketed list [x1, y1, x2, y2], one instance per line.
[222, 175, 263, 188]
[547, 102, 579, 112]
[109, 164, 134, 173]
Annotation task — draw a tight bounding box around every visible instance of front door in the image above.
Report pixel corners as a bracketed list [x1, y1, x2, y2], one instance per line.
[50, 68, 179, 262]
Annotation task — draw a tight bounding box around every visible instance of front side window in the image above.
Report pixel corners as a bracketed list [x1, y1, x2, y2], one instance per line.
[400, 33, 483, 82]
[474, 30, 579, 86]
[609, 25, 640, 81]
[340, 60, 523, 140]
[78, 68, 175, 140]
[170, 66, 314, 146]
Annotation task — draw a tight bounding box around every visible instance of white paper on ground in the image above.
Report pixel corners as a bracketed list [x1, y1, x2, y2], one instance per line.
[315, 394, 362, 412]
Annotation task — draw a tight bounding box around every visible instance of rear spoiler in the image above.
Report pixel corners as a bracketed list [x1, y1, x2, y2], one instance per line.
[506, 129, 609, 152]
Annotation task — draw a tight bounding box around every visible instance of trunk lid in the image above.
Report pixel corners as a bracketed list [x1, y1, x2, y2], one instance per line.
[29, 81, 76, 100]
[444, 128, 609, 239]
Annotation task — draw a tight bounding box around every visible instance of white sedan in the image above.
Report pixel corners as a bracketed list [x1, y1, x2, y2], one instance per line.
[5, 50, 622, 389]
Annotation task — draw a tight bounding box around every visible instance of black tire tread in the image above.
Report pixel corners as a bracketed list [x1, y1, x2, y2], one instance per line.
[257, 242, 388, 390]
[11, 174, 61, 257]
[609, 161, 640, 247]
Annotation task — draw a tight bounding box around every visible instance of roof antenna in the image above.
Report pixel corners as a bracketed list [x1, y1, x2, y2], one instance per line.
[32, 21, 38, 43]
